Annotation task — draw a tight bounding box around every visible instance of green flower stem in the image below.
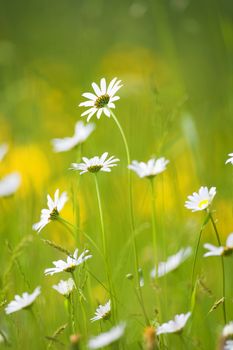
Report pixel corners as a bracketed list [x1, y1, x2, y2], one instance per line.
[94, 173, 116, 323]
[68, 296, 75, 334]
[109, 110, 148, 324]
[190, 212, 210, 295]
[149, 178, 158, 266]
[56, 216, 75, 237]
[209, 212, 227, 324]
[71, 272, 88, 337]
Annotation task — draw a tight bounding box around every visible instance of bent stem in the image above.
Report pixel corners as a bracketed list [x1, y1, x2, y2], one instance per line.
[94, 173, 116, 323]
[109, 110, 148, 325]
[209, 212, 227, 324]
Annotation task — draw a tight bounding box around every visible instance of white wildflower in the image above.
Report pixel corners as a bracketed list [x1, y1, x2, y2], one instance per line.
[44, 249, 92, 276]
[226, 153, 233, 165]
[0, 172, 21, 197]
[5, 287, 41, 314]
[128, 157, 169, 179]
[204, 233, 233, 257]
[157, 312, 191, 335]
[91, 300, 111, 322]
[151, 247, 192, 279]
[53, 278, 75, 297]
[88, 323, 126, 349]
[185, 186, 216, 212]
[51, 121, 95, 152]
[70, 152, 119, 175]
[32, 189, 68, 233]
[79, 77, 122, 122]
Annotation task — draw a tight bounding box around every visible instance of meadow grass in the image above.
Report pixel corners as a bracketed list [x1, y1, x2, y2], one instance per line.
[0, 1, 233, 349]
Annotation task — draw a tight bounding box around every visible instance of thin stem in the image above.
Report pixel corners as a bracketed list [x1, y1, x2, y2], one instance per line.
[209, 212, 227, 324]
[190, 213, 210, 294]
[94, 173, 116, 323]
[149, 178, 157, 266]
[110, 110, 148, 325]
[56, 216, 75, 237]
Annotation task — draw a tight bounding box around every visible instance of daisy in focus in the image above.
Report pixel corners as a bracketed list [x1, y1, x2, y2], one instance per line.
[157, 312, 191, 335]
[0, 143, 8, 161]
[225, 153, 233, 165]
[5, 287, 41, 314]
[79, 77, 122, 122]
[53, 278, 75, 297]
[128, 157, 169, 179]
[32, 189, 68, 233]
[203, 232, 233, 257]
[70, 152, 119, 175]
[185, 186, 216, 212]
[0, 172, 21, 197]
[44, 249, 92, 276]
[51, 121, 95, 153]
[91, 300, 111, 322]
[150, 247, 192, 279]
[88, 322, 126, 349]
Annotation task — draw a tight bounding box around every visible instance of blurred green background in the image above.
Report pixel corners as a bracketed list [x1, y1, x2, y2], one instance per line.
[0, 0, 233, 349]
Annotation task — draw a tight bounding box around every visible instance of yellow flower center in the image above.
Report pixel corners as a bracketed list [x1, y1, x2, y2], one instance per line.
[198, 199, 209, 209]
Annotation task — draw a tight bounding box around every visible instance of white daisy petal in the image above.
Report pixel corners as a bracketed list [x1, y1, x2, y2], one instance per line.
[32, 189, 68, 233]
[88, 323, 126, 349]
[79, 77, 122, 121]
[157, 312, 191, 335]
[129, 157, 169, 179]
[70, 152, 119, 175]
[5, 287, 41, 314]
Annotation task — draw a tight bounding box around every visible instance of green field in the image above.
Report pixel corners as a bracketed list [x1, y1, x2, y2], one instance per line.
[0, 0, 233, 349]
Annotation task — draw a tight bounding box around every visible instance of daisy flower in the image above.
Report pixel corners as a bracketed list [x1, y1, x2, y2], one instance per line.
[222, 321, 233, 338]
[32, 189, 68, 233]
[51, 121, 95, 153]
[128, 157, 169, 179]
[226, 153, 233, 165]
[0, 143, 8, 161]
[5, 287, 41, 315]
[88, 323, 126, 349]
[79, 77, 122, 122]
[44, 249, 92, 276]
[91, 300, 111, 322]
[185, 186, 216, 212]
[0, 172, 21, 197]
[151, 247, 192, 279]
[70, 152, 119, 175]
[224, 340, 233, 350]
[203, 232, 233, 257]
[53, 278, 75, 297]
[157, 312, 191, 335]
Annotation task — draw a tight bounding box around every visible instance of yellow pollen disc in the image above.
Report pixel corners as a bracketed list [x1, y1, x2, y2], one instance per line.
[198, 199, 209, 209]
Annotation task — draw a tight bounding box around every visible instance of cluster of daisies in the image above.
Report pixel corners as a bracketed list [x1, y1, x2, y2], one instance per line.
[2, 77, 233, 349]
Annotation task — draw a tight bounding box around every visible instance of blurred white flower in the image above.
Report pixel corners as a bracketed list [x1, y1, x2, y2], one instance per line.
[79, 77, 122, 122]
[223, 321, 233, 338]
[128, 157, 169, 178]
[32, 189, 68, 233]
[0, 143, 8, 161]
[70, 152, 119, 175]
[224, 340, 233, 350]
[151, 247, 192, 279]
[51, 121, 95, 152]
[0, 172, 21, 197]
[44, 249, 92, 276]
[88, 323, 126, 349]
[157, 312, 191, 335]
[5, 287, 41, 314]
[204, 233, 233, 257]
[53, 278, 75, 297]
[91, 300, 111, 322]
[185, 186, 216, 212]
[226, 153, 233, 165]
